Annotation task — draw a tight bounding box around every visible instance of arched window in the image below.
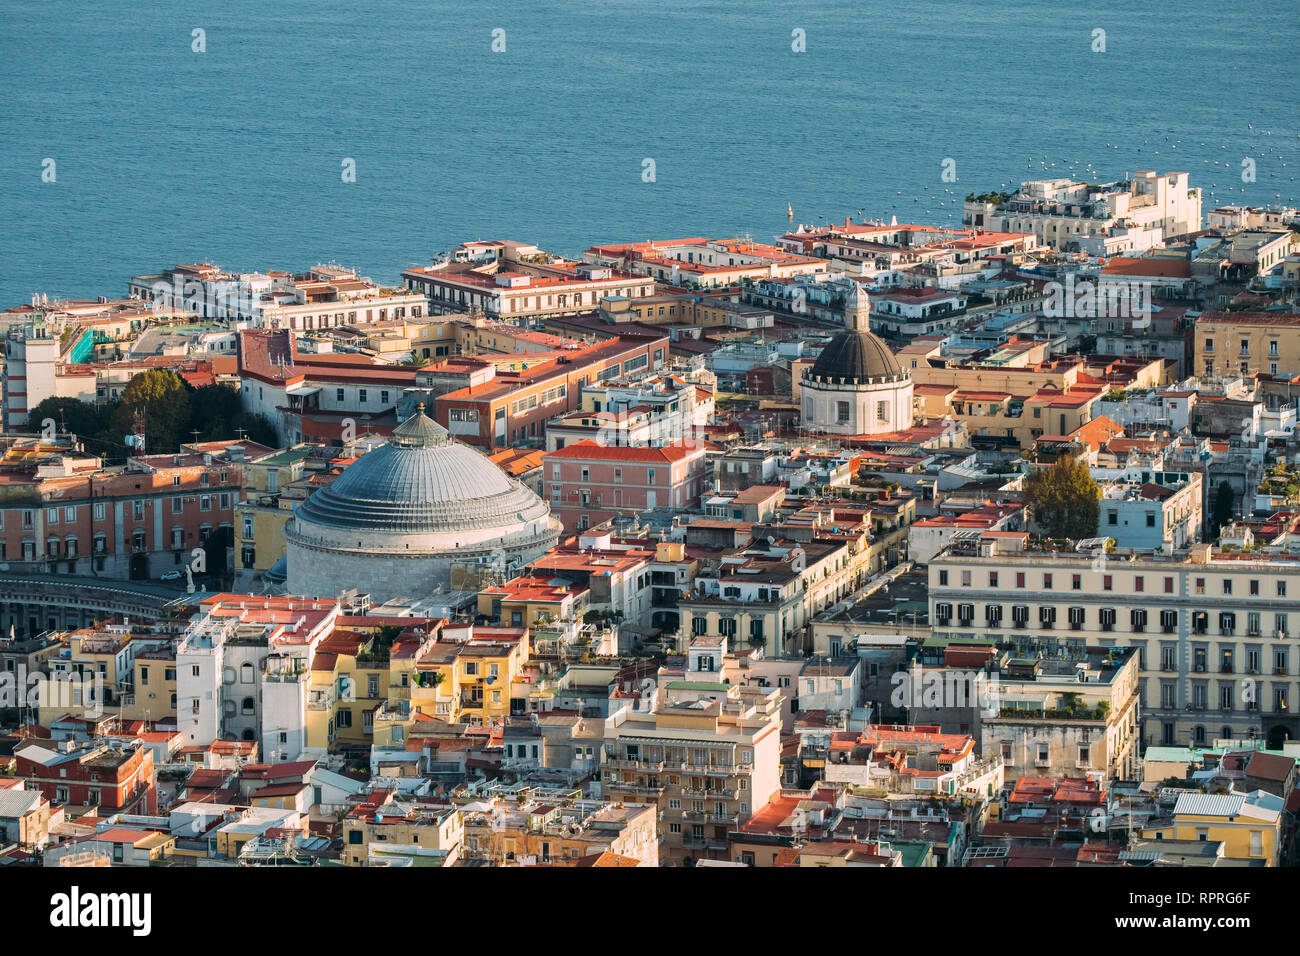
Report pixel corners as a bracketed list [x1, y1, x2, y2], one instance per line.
[1193, 725, 1206, 745]
[240, 662, 254, 684]
[241, 697, 255, 714]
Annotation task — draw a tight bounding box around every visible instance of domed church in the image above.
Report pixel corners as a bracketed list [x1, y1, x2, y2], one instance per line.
[801, 285, 913, 435]
[285, 406, 562, 603]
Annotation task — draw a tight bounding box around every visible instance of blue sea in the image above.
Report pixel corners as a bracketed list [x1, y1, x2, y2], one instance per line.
[1, 0, 1296, 307]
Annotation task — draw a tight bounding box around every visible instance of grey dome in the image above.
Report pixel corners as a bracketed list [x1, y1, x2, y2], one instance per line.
[294, 408, 551, 533]
[808, 330, 905, 384]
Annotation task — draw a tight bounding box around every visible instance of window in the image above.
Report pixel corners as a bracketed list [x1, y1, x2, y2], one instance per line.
[1043, 573, 1053, 589]
[1164, 576, 1174, 594]
[1103, 575, 1112, 591]
[1223, 579, 1233, 595]
[988, 571, 998, 588]
[1015, 572, 1025, 588]
[1135, 576, 1144, 592]
[836, 401, 850, 423]
[1072, 574, 1082, 591]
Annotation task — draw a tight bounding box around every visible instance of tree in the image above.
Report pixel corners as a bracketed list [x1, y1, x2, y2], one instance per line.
[26, 396, 110, 438]
[187, 383, 243, 441]
[1211, 482, 1236, 537]
[112, 369, 191, 454]
[1024, 455, 1100, 540]
[202, 526, 234, 581]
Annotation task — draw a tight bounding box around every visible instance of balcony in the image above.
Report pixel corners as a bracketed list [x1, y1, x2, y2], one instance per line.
[606, 757, 667, 772]
[683, 762, 751, 776]
[684, 811, 741, 826]
[615, 782, 665, 797]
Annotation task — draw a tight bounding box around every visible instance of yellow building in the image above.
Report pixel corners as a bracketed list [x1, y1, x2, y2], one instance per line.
[1194, 311, 1300, 379]
[460, 799, 657, 866]
[1140, 791, 1282, 866]
[235, 445, 316, 580]
[604, 681, 783, 866]
[343, 799, 463, 866]
[39, 628, 175, 726]
[213, 807, 305, 860]
[477, 577, 587, 630]
[452, 631, 529, 726]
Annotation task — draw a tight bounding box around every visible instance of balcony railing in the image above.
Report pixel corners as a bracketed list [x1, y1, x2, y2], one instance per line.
[606, 758, 667, 772]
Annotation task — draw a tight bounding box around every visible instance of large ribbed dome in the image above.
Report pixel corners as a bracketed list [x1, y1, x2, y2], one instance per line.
[808, 329, 905, 383]
[294, 406, 550, 533]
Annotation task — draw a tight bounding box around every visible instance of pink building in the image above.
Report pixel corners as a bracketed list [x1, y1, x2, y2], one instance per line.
[543, 440, 709, 532]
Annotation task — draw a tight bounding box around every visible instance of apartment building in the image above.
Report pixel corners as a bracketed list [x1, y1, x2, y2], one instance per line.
[929, 534, 1300, 751]
[870, 288, 968, 338]
[1194, 312, 1300, 380]
[14, 739, 156, 815]
[983, 646, 1142, 783]
[820, 724, 1005, 798]
[680, 531, 881, 657]
[129, 262, 427, 330]
[585, 237, 827, 289]
[543, 439, 709, 532]
[233, 444, 319, 584]
[176, 595, 348, 756]
[237, 329, 423, 445]
[343, 797, 463, 866]
[1096, 471, 1202, 550]
[1140, 791, 1284, 866]
[404, 241, 654, 323]
[603, 680, 782, 865]
[0, 436, 244, 588]
[963, 172, 1202, 252]
[432, 332, 670, 450]
[460, 798, 658, 866]
[545, 372, 714, 452]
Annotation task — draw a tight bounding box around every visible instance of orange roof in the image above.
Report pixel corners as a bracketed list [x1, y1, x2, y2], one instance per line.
[544, 439, 711, 463]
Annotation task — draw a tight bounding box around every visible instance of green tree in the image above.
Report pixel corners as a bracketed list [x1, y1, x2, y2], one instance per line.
[1211, 482, 1236, 536]
[229, 412, 278, 448]
[26, 396, 110, 438]
[187, 383, 244, 441]
[1024, 455, 1100, 540]
[112, 369, 192, 454]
